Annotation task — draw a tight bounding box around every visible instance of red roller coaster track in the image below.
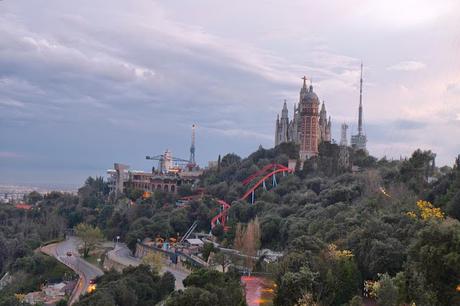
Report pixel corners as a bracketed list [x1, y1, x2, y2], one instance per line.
[210, 164, 293, 231]
[210, 199, 231, 231]
[239, 167, 293, 202]
[242, 163, 290, 186]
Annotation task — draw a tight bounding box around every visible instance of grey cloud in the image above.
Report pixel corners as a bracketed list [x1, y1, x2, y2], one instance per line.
[394, 119, 425, 130]
[1, 0, 459, 185]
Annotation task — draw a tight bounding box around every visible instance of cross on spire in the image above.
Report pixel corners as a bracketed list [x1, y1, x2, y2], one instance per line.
[302, 76, 308, 88]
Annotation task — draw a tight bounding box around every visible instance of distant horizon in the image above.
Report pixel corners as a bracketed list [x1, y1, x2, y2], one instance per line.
[1, 145, 458, 189]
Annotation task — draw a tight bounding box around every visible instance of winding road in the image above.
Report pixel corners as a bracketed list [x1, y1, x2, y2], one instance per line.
[42, 237, 189, 305]
[107, 243, 189, 289]
[41, 237, 104, 305]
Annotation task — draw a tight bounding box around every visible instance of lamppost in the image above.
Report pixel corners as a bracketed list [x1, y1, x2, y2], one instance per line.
[113, 235, 120, 248]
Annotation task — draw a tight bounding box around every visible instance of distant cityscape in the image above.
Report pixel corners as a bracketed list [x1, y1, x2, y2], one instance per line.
[0, 184, 77, 204]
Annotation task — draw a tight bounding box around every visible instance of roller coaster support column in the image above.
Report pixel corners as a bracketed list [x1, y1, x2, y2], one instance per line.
[262, 180, 267, 191]
[251, 191, 255, 204]
[272, 174, 277, 187]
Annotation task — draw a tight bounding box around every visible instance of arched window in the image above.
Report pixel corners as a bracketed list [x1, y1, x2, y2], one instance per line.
[170, 185, 175, 192]
[164, 185, 169, 192]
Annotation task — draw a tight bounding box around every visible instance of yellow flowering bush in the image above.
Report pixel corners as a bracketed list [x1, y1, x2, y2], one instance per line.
[417, 200, 444, 220]
[406, 200, 444, 221]
[327, 244, 354, 259]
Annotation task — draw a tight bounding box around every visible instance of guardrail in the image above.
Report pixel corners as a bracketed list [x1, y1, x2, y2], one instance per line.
[135, 243, 206, 269]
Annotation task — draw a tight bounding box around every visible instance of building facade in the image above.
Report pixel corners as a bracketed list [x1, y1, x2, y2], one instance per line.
[107, 163, 201, 195]
[274, 77, 332, 161]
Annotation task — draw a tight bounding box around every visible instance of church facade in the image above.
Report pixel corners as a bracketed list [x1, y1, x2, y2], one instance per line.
[274, 77, 332, 161]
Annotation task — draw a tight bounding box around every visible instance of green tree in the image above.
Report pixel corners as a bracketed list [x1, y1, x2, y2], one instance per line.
[274, 266, 317, 306]
[76, 265, 174, 306]
[74, 223, 103, 257]
[348, 296, 364, 306]
[202, 242, 216, 262]
[220, 153, 241, 168]
[169, 269, 246, 306]
[400, 149, 436, 193]
[375, 273, 398, 306]
[26, 191, 43, 205]
[56, 300, 67, 306]
[406, 220, 460, 305]
[125, 187, 144, 202]
[166, 287, 218, 306]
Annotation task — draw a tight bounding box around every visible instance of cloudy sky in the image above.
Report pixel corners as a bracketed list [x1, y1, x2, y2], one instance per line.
[1, 0, 459, 187]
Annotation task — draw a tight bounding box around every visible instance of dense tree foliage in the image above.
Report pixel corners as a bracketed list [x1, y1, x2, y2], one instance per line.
[165, 269, 246, 306]
[1, 145, 459, 305]
[76, 265, 174, 306]
[0, 253, 76, 305]
[199, 146, 460, 305]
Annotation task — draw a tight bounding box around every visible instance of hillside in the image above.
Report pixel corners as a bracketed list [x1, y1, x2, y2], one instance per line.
[1, 143, 459, 305]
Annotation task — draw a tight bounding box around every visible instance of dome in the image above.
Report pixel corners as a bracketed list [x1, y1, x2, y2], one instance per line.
[302, 85, 320, 104]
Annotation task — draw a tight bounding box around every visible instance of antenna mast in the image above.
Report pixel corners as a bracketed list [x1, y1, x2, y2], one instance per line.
[358, 62, 363, 135]
[189, 124, 196, 166]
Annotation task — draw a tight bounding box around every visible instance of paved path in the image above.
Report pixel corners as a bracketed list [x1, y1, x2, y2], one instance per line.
[41, 237, 103, 305]
[108, 243, 189, 289]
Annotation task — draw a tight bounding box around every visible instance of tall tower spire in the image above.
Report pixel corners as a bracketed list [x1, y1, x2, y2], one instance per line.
[351, 62, 367, 152]
[358, 62, 363, 135]
[189, 124, 196, 166]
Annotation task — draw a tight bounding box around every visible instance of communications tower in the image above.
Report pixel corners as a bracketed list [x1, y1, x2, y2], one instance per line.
[351, 62, 367, 151]
[188, 124, 196, 168]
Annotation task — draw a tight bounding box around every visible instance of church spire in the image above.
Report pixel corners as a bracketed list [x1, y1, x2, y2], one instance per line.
[281, 99, 288, 119]
[302, 76, 307, 89]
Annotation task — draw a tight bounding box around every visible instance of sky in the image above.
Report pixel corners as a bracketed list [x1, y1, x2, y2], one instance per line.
[1, 0, 459, 188]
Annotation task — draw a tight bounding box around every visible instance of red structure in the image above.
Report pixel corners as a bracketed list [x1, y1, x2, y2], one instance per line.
[210, 199, 231, 231]
[240, 167, 293, 203]
[210, 164, 293, 231]
[242, 163, 290, 186]
[15, 203, 33, 210]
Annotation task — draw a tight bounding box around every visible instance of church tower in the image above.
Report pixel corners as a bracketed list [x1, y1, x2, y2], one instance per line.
[274, 100, 290, 146]
[274, 114, 280, 146]
[298, 77, 320, 161]
[318, 101, 332, 143]
[274, 75, 334, 161]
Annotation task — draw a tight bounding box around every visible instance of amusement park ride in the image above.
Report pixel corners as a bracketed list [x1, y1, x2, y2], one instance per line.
[180, 163, 293, 233]
[146, 124, 198, 174]
[146, 150, 190, 173]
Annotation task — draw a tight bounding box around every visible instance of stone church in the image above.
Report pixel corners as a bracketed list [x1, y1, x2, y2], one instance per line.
[274, 77, 331, 161]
